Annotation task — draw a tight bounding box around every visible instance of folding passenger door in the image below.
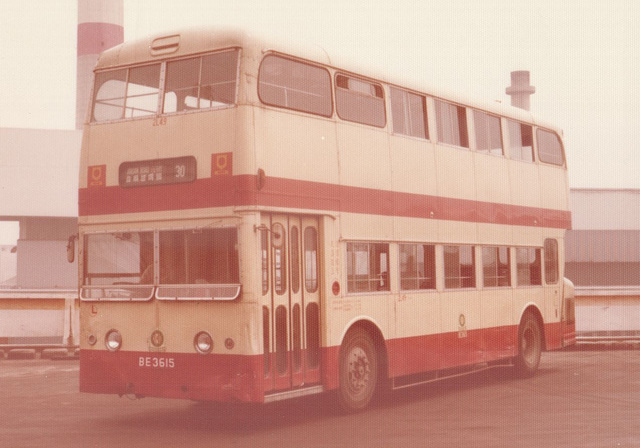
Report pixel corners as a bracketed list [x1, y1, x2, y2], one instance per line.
[261, 214, 321, 393]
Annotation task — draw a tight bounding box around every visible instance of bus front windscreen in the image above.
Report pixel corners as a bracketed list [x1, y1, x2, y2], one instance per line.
[81, 228, 240, 301]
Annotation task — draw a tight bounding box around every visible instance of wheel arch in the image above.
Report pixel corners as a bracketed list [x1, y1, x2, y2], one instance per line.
[519, 304, 546, 351]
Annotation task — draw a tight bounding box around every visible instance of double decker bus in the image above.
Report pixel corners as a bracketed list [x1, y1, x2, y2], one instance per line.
[75, 28, 575, 411]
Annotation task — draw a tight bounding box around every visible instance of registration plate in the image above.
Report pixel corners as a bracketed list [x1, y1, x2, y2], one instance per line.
[138, 356, 175, 368]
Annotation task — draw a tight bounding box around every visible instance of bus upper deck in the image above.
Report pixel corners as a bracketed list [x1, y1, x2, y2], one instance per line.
[80, 27, 569, 230]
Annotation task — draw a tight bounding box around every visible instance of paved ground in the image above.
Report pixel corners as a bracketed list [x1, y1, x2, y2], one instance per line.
[0, 348, 639, 448]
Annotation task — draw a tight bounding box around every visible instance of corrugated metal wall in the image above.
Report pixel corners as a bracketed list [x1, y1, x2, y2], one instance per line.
[566, 230, 640, 263]
[566, 189, 640, 288]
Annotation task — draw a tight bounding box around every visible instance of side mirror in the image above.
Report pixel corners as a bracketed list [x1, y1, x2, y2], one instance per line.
[67, 235, 77, 263]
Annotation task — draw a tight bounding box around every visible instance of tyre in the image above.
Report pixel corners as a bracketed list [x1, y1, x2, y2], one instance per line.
[514, 311, 543, 377]
[338, 327, 378, 412]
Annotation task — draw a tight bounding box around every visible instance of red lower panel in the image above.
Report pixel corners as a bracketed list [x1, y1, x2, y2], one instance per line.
[544, 321, 570, 350]
[262, 349, 322, 393]
[563, 323, 577, 347]
[82, 322, 570, 402]
[385, 325, 518, 377]
[322, 322, 569, 391]
[80, 350, 264, 403]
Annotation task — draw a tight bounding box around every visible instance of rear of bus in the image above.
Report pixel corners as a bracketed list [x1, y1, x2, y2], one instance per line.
[77, 30, 266, 403]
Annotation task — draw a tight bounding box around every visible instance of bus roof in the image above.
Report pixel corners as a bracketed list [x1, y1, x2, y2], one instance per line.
[96, 27, 332, 70]
[95, 27, 561, 134]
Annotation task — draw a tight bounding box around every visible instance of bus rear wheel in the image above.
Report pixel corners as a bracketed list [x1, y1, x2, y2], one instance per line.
[338, 328, 378, 412]
[514, 311, 543, 377]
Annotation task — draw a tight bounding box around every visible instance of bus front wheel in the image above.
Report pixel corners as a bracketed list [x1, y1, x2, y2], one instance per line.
[514, 311, 543, 377]
[338, 327, 378, 412]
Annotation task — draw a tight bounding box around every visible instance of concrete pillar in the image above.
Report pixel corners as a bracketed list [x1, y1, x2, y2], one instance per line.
[505, 71, 535, 111]
[76, 0, 124, 129]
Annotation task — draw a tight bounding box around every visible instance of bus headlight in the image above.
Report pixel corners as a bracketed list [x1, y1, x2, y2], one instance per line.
[105, 330, 122, 351]
[194, 331, 213, 354]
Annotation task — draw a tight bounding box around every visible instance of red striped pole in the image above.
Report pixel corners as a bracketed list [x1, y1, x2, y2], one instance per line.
[76, 0, 124, 129]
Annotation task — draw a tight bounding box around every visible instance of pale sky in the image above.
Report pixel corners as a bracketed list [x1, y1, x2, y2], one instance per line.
[0, 0, 639, 243]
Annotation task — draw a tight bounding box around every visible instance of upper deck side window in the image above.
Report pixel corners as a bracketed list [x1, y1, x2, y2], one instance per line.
[536, 128, 565, 166]
[163, 49, 239, 113]
[507, 119, 534, 162]
[473, 109, 503, 155]
[390, 87, 429, 139]
[258, 55, 332, 117]
[91, 49, 240, 123]
[435, 99, 469, 148]
[335, 74, 386, 128]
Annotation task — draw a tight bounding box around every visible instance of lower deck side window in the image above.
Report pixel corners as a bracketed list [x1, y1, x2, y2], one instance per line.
[444, 245, 476, 289]
[544, 239, 559, 284]
[399, 244, 436, 290]
[347, 242, 390, 293]
[516, 247, 542, 286]
[338, 241, 553, 294]
[482, 246, 511, 287]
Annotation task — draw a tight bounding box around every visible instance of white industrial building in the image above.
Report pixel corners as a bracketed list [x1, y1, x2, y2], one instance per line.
[0, 0, 123, 350]
[566, 189, 640, 340]
[0, 128, 80, 289]
[566, 189, 640, 287]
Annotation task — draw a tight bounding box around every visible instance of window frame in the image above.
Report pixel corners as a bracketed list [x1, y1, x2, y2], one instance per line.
[304, 226, 319, 293]
[515, 246, 542, 287]
[162, 48, 240, 115]
[346, 242, 390, 293]
[335, 73, 387, 128]
[92, 63, 162, 122]
[507, 119, 535, 162]
[258, 54, 333, 118]
[443, 245, 476, 289]
[481, 246, 511, 288]
[91, 49, 241, 124]
[390, 86, 429, 140]
[435, 99, 469, 148]
[399, 243, 436, 291]
[536, 128, 566, 166]
[544, 239, 560, 285]
[80, 227, 241, 302]
[473, 109, 503, 156]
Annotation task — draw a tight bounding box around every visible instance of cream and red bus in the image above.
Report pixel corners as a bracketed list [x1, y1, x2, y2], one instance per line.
[75, 28, 575, 411]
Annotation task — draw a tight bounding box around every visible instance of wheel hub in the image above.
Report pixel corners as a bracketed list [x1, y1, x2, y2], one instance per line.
[348, 349, 370, 392]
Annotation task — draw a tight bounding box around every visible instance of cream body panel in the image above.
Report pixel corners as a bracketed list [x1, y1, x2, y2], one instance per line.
[508, 159, 542, 209]
[389, 136, 438, 196]
[434, 144, 476, 202]
[253, 107, 339, 185]
[337, 123, 391, 191]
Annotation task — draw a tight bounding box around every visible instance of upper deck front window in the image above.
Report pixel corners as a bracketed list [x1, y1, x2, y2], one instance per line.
[163, 50, 239, 113]
[91, 49, 240, 123]
[93, 64, 161, 121]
